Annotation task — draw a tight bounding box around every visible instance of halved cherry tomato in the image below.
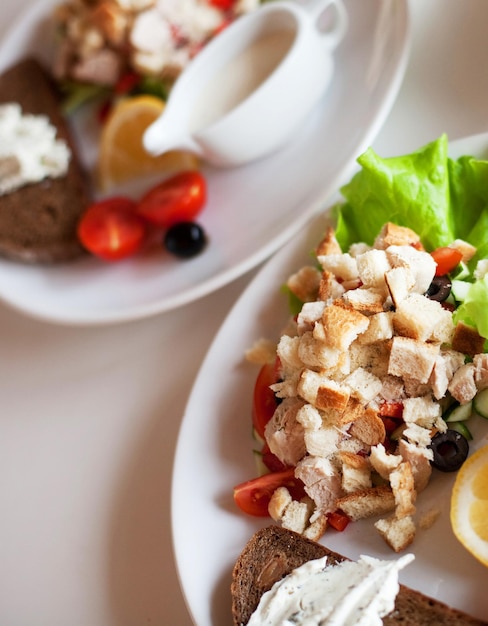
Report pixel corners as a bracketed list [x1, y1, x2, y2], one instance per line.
[136, 171, 207, 228]
[233, 468, 305, 517]
[431, 246, 463, 276]
[77, 197, 146, 261]
[327, 510, 350, 532]
[252, 359, 280, 439]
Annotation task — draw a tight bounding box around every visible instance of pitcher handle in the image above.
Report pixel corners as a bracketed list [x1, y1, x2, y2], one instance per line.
[305, 0, 348, 49]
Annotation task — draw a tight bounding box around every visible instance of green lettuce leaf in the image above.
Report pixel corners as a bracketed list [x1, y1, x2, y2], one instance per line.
[334, 134, 488, 341]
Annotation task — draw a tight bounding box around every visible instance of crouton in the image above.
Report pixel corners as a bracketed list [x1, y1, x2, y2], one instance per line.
[374, 514, 416, 552]
[374, 223, 421, 249]
[302, 512, 329, 541]
[385, 265, 416, 306]
[318, 270, 345, 303]
[287, 266, 321, 302]
[393, 293, 453, 343]
[370, 443, 402, 480]
[298, 369, 350, 413]
[296, 301, 326, 335]
[268, 487, 293, 521]
[276, 335, 302, 374]
[322, 304, 370, 350]
[318, 253, 359, 282]
[342, 287, 387, 314]
[350, 340, 391, 378]
[315, 226, 342, 256]
[356, 311, 394, 345]
[340, 452, 372, 493]
[344, 367, 383, 403]
[349, 406, 386, 446]
[296, 403, 322, 430]
[336, 485, 395, 521]
[356, 249, 391, 288]
[281, 499, 314, 534]
[388, 336, 439, 383]
[452, 321, 485, 357]
[386, 245, 436, 294]
[298, 331, 340, 369]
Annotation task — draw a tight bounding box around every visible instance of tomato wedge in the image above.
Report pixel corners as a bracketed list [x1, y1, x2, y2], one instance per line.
[252, 359, 280, 439]
[136, 171, 207, 228]
[77, 197, 146, 261]
[233, 468, 305, 517]
[431, 246, 463, 276]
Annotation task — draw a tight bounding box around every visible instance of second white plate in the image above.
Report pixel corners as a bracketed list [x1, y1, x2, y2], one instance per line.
[172, 132, 488, 626]
[0, 0, 409, 325]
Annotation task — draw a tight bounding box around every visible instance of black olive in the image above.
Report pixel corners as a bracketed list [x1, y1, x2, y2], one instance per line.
[164, 222, 207, 259]
[429, 429, 469, 472]
[425, 275, 451, 302]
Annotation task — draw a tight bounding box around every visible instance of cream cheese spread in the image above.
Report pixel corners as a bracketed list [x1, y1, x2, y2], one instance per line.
[0, 103, 71, 195]
[248, 553, 414, 626]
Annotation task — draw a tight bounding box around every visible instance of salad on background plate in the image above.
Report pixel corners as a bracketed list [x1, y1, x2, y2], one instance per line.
[0, 0, 409, 325]
[171, 132, 488, 626]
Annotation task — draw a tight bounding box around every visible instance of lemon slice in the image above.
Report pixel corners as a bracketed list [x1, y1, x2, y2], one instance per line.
[97, 95, 199, 191]
[451, 443, 488, 567]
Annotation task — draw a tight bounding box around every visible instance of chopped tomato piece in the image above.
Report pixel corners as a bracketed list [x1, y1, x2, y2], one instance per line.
[233, 468, 305, 517]
[77, 197, 146, 261]
[115, 71, 141, 95]
[378, 401, 403, 419]
[327, 510, 351, 532]
[431, 246, 463, 276]
[252, 359, 280, 439]
[208, 0, 235, 9]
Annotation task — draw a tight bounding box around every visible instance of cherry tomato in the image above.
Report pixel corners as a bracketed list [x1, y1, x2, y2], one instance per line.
[327, 510, 350, 532]
[136, 171, 207, 228]
[252, 359, 280, 439]
[77, 197, 146, 261]
[233, 468, 305, 517]
[431, 246, 463, 276]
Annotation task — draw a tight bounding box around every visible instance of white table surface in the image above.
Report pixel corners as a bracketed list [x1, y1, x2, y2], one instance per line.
[1, 1, 488, 625]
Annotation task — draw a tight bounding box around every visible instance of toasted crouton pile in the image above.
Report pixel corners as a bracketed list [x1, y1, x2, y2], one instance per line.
[255, 223, 488, 552]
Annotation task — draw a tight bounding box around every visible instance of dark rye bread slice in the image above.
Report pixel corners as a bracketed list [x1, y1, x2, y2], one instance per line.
[0, 57, 91, 263]
[231, 526, 488, 626]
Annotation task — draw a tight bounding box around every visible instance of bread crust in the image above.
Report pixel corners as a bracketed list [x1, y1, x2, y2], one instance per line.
[231, 526, 488, 626]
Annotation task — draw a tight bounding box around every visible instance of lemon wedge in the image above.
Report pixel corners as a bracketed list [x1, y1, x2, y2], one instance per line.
[97, 95, 199, 191]
[451, 443, 488, 567]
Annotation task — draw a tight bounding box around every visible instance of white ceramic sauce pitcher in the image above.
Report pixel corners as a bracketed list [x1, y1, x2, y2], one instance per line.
[143, 0, 348, 167]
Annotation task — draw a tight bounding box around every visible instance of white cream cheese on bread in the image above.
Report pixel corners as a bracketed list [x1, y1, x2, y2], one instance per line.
[248, 553, 414, 626]
[0, 103, 70, 195]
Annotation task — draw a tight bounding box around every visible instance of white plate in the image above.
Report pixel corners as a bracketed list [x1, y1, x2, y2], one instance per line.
[0, 0, 409, 326]
[172, 132, 488, 626]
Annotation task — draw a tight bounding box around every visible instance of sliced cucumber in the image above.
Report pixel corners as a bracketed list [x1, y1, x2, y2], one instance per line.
[448, 421, 473, 440]
[451, 279, 472, 303]
[452, 261, 470, 281]
[444, 400, 473, 422]
[473, 387, 488, 419]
